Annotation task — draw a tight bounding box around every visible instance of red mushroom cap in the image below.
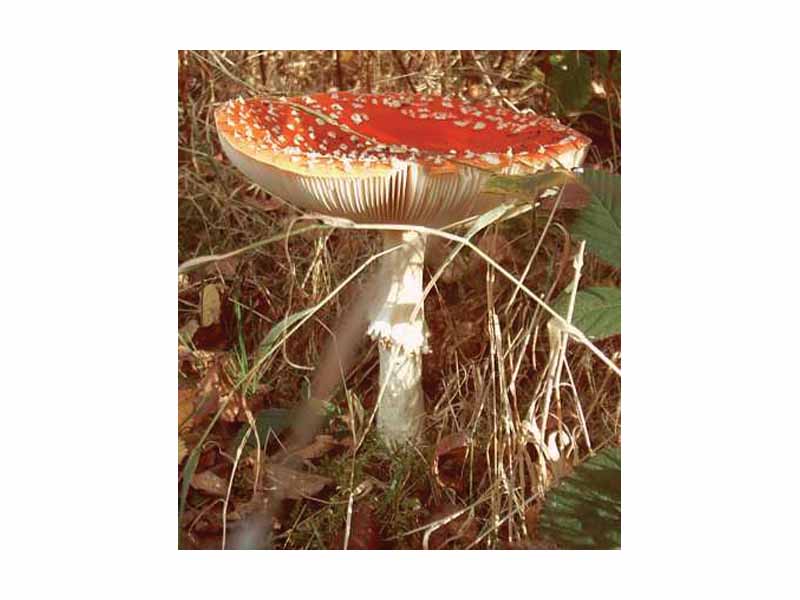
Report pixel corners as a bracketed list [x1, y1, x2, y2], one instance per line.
[215, 92, 590, 225]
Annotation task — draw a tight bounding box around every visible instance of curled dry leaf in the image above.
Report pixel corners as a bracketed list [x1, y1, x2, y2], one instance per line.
[200, 283, 222, 327]
[277, 434, 350, 462]
[332, 503, 382, 550]
[265, 463, 333, 500]
[432, 431, 471, 492]
[191, 470, 228, 497]
[203, 257, 240, 279]
[425, 502, 479, 550]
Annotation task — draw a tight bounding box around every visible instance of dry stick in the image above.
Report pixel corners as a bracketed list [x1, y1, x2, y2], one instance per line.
[391, 50, 419, 93]
[562, 358, 592, 453]
[469, 50, 503, 99]
[334, 50, 344, 90]
[228, 246, 403, 548]
[178, 224, 325, 274]
[222, 418, 257, 549]
[389, 490, 491, 543]
[312, 316, 360, 552]
[187, 499, 224, 539]
[538, 241, 587, 436]
[505, 189, 564, 311]
[221, 212, 616, 546]
[332, 221, 620, 377]
[606, 91, 619, 170]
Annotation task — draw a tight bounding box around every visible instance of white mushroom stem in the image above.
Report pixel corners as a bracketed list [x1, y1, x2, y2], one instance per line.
[367, 230, 429, 448]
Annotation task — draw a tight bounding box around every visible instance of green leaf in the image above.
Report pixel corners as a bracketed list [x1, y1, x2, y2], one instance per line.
[570, 170, 621, 269]
[256, 308, 314, 359]
[549, 51, 593, 113]
[482, 170, 582, 199]
[230, 408, 292, 454]
[539, 447, 621, 550]
[552, 286, 621, 340]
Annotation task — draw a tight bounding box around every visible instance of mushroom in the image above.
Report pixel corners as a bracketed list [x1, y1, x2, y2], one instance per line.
[215, 92, 590, 448]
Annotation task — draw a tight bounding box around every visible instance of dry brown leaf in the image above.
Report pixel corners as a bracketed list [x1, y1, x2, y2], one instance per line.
[191, 470, 228, 497]
[291, 435, 345, 461]
[426, 502, 480, 549]
[432, 431, 471, 492]
[178, 388, 196, 431]
[200, 284, 222, 327]
[331, 502, 382, 549]
[204, 257, 240, 279]
[266, 464, 333, 500]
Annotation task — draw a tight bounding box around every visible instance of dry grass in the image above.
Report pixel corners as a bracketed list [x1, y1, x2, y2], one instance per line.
[178, 50, 621, 550]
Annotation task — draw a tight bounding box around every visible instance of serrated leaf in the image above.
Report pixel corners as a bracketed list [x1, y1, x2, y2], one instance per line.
[549, 51, 593, 113]
[230, 408, 292, 454]
[539, 447, 621, 549]
[552, 286, 621, 340]
[570, 170, 621, 268]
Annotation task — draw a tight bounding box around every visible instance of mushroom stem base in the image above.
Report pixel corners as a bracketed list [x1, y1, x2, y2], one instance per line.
[368, 231, 428, 448]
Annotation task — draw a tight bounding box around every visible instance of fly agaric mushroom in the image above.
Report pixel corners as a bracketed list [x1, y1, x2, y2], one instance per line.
[215, 92, 590, 448]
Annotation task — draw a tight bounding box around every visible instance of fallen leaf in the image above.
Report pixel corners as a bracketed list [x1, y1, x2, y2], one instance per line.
[178, 387, 196, 431]
[425, 503, 479, 549]
[332, 503, 382, 549]
[191, 470, 228, 497]
[266, 463, 333, 500]
[432, 432, 471, 492]
[278, 434, 345, 461]
[204, 257, 240, 279]
[200, 284, 222, 327]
